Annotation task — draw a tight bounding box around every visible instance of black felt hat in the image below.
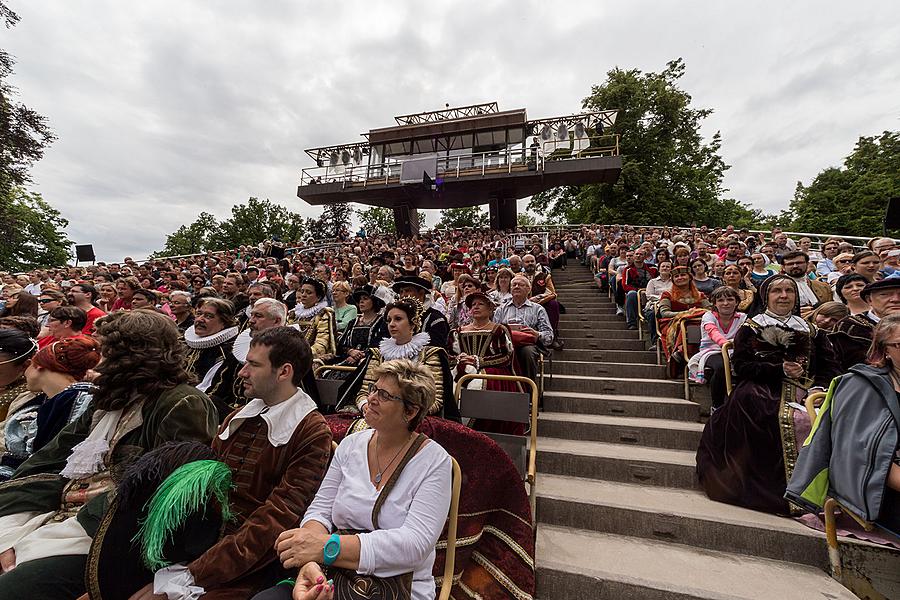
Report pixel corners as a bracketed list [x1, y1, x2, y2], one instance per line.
[862, 277, 900, 300]
[392, 274, 432, 294]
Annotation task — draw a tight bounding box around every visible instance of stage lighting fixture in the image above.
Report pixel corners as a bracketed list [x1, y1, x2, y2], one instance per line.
[341, 150, 351, 165]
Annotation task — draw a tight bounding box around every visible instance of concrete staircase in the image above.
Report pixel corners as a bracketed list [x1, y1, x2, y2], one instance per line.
[533, 264, 866, 599]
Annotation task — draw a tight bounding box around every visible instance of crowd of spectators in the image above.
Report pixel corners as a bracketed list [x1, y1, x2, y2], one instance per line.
[1, 222, 899, 597]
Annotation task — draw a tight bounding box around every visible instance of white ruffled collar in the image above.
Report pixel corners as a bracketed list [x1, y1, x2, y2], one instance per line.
[184, 325, 240, 349]
[379, 332, 431, 360]
[232, 324, 302, 362]
[294, 299, 328, 320]
[752, 311, 810, 333]
[218, 388, 318, 447]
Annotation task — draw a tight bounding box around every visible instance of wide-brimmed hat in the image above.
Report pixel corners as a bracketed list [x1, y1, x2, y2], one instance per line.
[464, 290, 495, 310]
[352, 284, 390, 310]
[392, 274, 432, 294]
[861, 277, 900, 300]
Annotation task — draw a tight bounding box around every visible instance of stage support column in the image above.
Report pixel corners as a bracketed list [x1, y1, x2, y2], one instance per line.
[393, 205, 420, 237]
[489, 197, 517, 231]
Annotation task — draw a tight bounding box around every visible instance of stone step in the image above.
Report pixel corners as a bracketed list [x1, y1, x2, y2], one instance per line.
[542, 391, 698, 421]
[557, 337, 646, 351]
[556, 328, 639, 339]
[545, 373, 682, 396]
[558, 320, 630, 331]
[539, 412, 704, 450]
[558, 306, 618, 316]
[536, 437, 698, 489]
[536, 525, 858, 600]
[537, 475, 829, 568]
[557, 312, 627, 323]
[550, 360, 666, 379]
[551, 347, 658, 363]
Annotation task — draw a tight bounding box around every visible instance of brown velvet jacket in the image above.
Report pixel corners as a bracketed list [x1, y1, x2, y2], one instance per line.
[187, 408, 332, 595]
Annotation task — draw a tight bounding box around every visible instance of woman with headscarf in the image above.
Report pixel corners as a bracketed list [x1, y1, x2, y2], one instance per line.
[335, 298, 459, 424]
[696, 274, 840, 514]
[0, 337, 101, 480]
[291, 277, 337, 363]
[657, 266, 711, 370]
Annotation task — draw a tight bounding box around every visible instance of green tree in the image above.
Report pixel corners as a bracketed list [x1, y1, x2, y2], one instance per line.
[528, 59, 764, 228]
[315, 202, 353, 239]
[357, 206, 425, 235]
[788, 131, 900, 237]
[213, 197, 309, 248]
[0, 187, 72, 269]
[517, 212, 538, 227]
[436, 206, 489, 229]
[156, 211, 219, 256]
[0, 2, 56, 192]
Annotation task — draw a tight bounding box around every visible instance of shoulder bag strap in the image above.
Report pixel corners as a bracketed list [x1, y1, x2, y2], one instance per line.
[371, 433, 427, 530]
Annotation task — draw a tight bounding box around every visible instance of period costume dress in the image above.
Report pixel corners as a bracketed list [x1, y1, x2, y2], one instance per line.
[829, 311, 879, 371]
[696, 276, 840, 514]
[0, 377, 29, 423]
[291, 300, 338, 363]
[335, 312, 389, 364]
[183, 325, 243, 423]
[0, 384, 217, 598]
[657, 286, 709, 365]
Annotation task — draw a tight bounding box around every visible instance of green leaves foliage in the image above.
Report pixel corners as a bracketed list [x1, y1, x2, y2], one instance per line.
[0, 187, 72, 270]
[435, 206, 489, 230]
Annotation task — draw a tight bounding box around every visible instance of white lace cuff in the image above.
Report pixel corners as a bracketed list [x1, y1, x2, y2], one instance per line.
[153, 564, 205, 600]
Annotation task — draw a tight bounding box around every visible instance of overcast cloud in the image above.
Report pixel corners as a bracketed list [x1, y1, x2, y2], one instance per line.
[6, 0, 900, 261]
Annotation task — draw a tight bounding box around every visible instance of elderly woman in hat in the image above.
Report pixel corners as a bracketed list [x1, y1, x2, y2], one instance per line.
[696, 274, 840, 514]
[451, 291, 523, 435]
[291, 277, 337, 362]
[335, 285, 391, 366]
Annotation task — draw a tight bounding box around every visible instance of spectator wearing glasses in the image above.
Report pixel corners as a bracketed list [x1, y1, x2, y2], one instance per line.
[168, 290, 195, 333]
[36, 306, 88, 350]
[36, 290, 66, 329]
[781, 251, 832, 316]
[826, 252, 856, 286]
[64, 284, 105, 335]
[815, 238, 842, 277]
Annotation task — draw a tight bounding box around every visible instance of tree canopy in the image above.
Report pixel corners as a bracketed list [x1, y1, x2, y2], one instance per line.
[0, 187, 72, 270]
[528, 58, 762, 229]
[435, 206, 489, 230]
[787, 131, 900, 237]
[356, 205, 425, 235]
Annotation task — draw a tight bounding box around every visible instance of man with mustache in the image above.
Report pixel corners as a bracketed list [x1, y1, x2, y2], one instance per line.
[830, 278, 900, 370]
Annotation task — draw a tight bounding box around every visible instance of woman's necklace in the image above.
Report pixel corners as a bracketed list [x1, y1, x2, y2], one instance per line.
[374, 433, 413, 485]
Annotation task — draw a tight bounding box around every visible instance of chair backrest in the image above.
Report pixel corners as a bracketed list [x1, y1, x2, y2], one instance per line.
[315, 378, 343, 407]
[437, 457, 462, 600]
[458, 388, 531, 477]
[684, 323, 702, 345]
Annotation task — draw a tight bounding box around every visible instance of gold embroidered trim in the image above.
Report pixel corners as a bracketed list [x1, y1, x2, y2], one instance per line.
[471, 551, 533, 600]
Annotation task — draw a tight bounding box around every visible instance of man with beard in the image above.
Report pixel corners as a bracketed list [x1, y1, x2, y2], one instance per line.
[392, 274, 449, 349]
[0, 310, 217, 598]
[781, 251, 831, 316]
[522, 254, 563, 349]
[830, 278, 900, 370]
[183, 297, 243, 421]
[65, 283, 106, 335]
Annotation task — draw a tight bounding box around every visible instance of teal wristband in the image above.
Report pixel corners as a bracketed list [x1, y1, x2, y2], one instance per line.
[323, 533, 341, 566]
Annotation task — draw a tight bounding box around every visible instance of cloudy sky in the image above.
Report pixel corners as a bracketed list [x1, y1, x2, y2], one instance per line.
[6, 1, 900, 261]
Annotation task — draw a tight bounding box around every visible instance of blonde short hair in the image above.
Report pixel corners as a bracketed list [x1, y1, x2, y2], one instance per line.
[370, 358, 436, 431]
[332, 280, 352, 295]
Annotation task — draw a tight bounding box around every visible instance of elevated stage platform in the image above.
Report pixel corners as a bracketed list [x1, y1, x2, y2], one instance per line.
[297, 102, 622, 234]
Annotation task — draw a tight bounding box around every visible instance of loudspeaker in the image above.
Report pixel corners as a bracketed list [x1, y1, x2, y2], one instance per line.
[269, 245, 285, 260]
[75, 244, 95, 262]
[885, 197, 900, 233]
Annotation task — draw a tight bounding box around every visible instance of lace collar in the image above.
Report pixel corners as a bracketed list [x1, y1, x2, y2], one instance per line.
[379, 332, 431, 360]
[184, 325, 240, 349]
[751, 311, 810, 333]
[294, 299, 328, 320]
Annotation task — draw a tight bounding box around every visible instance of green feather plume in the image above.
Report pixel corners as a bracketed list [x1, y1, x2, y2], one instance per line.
[135, 459, 234, 571]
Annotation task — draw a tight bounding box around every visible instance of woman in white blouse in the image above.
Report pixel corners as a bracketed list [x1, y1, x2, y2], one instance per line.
[259, 359, 452, 600]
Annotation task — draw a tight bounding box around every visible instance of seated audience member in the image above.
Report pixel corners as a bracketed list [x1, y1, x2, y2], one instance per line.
[643, 261, 673, 344]
[493, 275, 554, 383]
[0, 337, 100, 480]
[231, 298, 290, 363]
[523, 254, 563, 348]
[749, 253, 776, 287]
[657, 267, 710, 367]
[721, 264, 755, 313]
[0, 310, 217, 598]
[394, 275, 449, 349]
[622, 249, 658, 331]
[331, 281, 357, 334]
[489, 268, 514, 305]
[292, 278, 337, 363]
[806, 301, 849, 332]
[690, 258, 720, 296]
[183, 298, 243, 420]
[37, 306, 87, 350]
[781, 251, 831, 316]
[168, 290, 195, 332]
[258, 359, 452, 600]
[336, 285, 390, 367]
[830, 277, 900, 370]
[815, 239, 842, 277]
[336, 299, 458, 421]
[0, 331, 37, 423]
[826, 252, 855, 286]
[65, 284, 105, 335]
[96, 283, 117, 313]
[102, 327, 332, 599]
[687, 287, 746, 410]
[0, 290, 37, 320]
[447, 274, 480, 330]
[36, 290, 66, 329]
[111, 276, 141, 311]
[696, 275, 840, 514]
[239, 282, 277, 331]
[787, 315, 900, 534]
[835, 273, 870, 315]
[853, 250, 882, 283]
[130, 288, 158, 310]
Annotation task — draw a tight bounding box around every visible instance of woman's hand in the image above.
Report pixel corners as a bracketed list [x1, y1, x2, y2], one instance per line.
[293, 562, 334, 600]
[348, 349, 365, 362]
[456, 353, 475, 366]
[276, 528, 329, 570]
[782, 360, 804, 379]
[0, 548, 15, 573]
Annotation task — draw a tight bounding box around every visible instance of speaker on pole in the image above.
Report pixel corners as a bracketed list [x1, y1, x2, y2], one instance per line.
[884, 197, 900, 235]
[75, 244, 96, 264]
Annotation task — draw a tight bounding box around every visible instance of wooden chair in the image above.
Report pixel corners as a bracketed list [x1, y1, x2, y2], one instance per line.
[679, 321, 702, 400]
[454, 373, 539, 520]
[313, 365, 358, 408]
[721, 340, 734, 396]
[637, 289, 647, 342]
[804, 391, 826, 420]
[437, 457, 462, 600]
[654, 306, 665, 366]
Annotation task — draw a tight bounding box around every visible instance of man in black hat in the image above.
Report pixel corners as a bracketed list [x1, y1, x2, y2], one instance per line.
[830, 277, 900, 370]
[393, 274, 449, 349]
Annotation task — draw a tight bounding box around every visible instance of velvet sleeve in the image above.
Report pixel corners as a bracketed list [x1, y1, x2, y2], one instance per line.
[145, 389, 218, 448]
[731, 325, 785, 383]
[811, 328, 842, 389]
[188, 414, 333, 589]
